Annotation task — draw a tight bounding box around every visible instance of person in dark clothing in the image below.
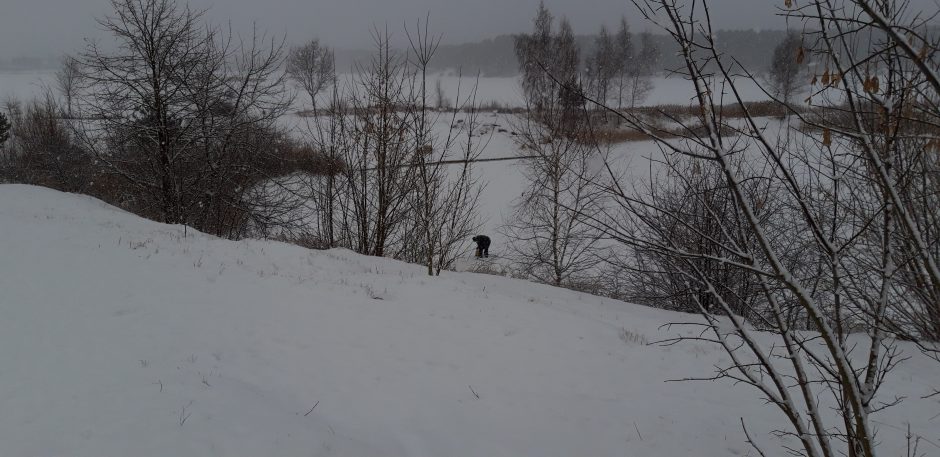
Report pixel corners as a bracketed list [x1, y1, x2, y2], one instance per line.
[472, 235, 491, 258]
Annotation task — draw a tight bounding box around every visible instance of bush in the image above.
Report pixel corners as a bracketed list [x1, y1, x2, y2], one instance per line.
[0, 98, 95, 193]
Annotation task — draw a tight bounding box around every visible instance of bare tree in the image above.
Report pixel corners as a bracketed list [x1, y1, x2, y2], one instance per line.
[55, 56, 82, 118]
[626, 31, 658, 108]
[317, 22, 485, 269]
[55, 56, 81, 118]
[405, 17, 447, 274]
[296, 84, 347, 249]
[586, 25, 617, 106]
[550, 0, 940, 456]
[503, 77, 604, 287]
[610, 20, 656, 110]
[508, 7, 601, 287]
[434, 77, 449, 110]
[75, 0, 212, 224]
[554, 19, 580, 89]
[767, 30, 805, 104]
[0, 94, 93, 192]
[514, 1, 555, 114]
[515, 3, 584, 124]
[611, 155, 776, 319]
[337, 28, 418, 257]
[613, 17, 635, 110]
[401, 18, 486, 275]
[286, 39, 335, 111]
[505, 138, 604, 286]
[553, 18, 586, 134]
[73, 0, 293, 236]
[503, 114, 604, 286]
[286, 38, 342, 247]
[428, 100, 487, 273]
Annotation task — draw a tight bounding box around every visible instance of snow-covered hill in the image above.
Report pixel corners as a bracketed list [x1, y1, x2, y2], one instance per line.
[1, 185, 937, 457]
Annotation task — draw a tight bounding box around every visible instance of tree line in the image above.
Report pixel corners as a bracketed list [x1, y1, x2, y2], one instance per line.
[326, 29, 804, 78]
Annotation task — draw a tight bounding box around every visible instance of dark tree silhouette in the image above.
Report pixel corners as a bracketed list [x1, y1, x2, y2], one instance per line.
[768, 30, 805, 103]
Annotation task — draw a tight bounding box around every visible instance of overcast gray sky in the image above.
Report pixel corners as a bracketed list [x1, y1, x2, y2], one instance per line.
[1, 0, 937, 60]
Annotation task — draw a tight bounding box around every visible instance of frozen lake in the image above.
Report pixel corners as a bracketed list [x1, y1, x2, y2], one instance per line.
[0, 70, 56, 102]
[0, 69, 771, 258]
[1, 70, 770, 109]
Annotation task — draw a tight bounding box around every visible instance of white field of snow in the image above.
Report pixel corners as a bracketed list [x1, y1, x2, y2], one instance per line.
[0, 69, 775, 255]
[1, 70, 772, 109]
[278, 111, 664, 256]
[0, 70, 56, 103]
[1, 184, 938, 457]
[423, 72, 774, 108]
[1, 68, 796, 265]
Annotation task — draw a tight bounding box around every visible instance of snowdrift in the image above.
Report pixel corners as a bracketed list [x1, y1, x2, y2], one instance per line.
[0, 184, 936, 457]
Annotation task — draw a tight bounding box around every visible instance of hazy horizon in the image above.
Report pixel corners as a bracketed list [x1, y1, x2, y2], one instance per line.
[9, 0, 937, 62]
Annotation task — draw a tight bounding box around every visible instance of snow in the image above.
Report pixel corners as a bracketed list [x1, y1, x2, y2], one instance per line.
[431, 74, 526, 108]
[427, 73, 772, 108]
[0, 69, 766, 255]
[0, 70, 55, 102]
[2, 70, 770, 110]
[1, 184, 938, 457]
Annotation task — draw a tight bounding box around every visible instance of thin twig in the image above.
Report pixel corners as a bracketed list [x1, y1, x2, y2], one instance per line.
[468, 385, 480, 399]
[304, 400, 320, 417]
[740, 417, 768, 457]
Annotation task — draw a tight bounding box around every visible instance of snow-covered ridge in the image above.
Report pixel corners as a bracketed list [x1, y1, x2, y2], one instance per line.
[0, 184, 936, 457]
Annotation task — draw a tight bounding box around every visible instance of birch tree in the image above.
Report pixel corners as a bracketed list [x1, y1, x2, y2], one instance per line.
[768, 30, 805, 104]
[561, 0, 940, 456]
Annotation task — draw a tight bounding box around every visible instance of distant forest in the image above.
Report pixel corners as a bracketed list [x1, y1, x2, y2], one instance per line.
[0, 56, 60, 71]
[332, 29, 790, 77]
[0, 30, 798, 75]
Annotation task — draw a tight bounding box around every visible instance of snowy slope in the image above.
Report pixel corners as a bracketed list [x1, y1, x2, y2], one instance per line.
[1, 185, 938, 457]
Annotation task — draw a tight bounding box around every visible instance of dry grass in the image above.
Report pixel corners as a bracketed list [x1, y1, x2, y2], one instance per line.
[587, 121, 738, 145]
[631, 100, 795, 119]
[583, 100, 800, 145]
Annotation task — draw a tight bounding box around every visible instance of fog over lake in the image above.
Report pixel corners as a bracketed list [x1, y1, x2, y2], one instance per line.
[6, 0, 934, 62]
